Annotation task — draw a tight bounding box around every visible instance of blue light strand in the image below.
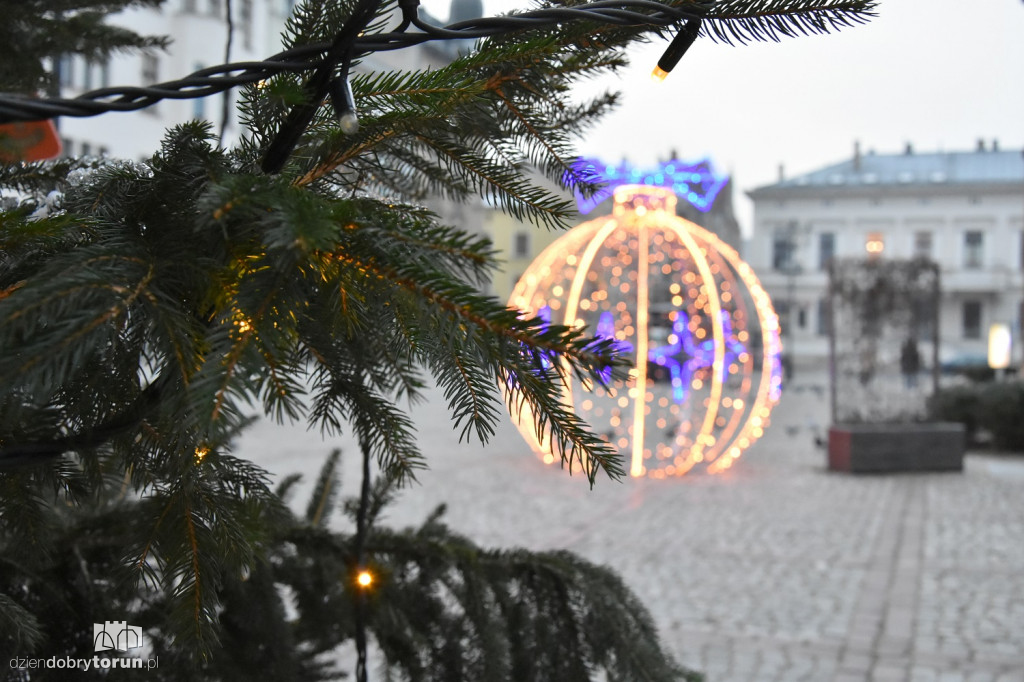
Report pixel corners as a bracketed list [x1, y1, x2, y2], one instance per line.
[566, 157, 729, 215]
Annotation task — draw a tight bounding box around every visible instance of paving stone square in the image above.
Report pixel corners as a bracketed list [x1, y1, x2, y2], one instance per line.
[238, 373, 1024, 681]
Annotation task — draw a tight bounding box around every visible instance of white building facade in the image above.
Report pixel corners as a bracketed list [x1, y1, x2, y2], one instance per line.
[52, 0, 491, 244]
[746, 143, 1024, 369]
[57, 0, 300, 160]
[56, 0, 471, 161]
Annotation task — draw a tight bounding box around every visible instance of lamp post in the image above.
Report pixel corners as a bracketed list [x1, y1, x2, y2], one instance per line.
[781, 221, 809, 381]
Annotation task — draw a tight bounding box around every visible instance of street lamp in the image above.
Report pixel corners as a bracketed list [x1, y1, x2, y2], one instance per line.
[988, 323, 1012, 380]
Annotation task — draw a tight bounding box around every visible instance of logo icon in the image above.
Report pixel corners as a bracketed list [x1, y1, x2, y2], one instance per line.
[93, 621, 143, 652]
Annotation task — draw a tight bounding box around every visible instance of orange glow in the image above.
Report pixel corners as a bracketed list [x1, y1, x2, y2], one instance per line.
[507, 185, 782, 478]
[865, 232, 885, 256]
[356, 570, 373, 587]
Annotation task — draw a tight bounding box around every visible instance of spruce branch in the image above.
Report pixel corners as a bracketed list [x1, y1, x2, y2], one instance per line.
[702, 0, 876, 45]
[323, 242, 625, 481]
[493, 84, 577, 185]
[413, 132, 577, 229]
[0, 0, 170, 95]
[0, 593, 44, 653]
[360, 501, 697, 681]
[0, 374, 166, 470]
[305, 448, 342, 527]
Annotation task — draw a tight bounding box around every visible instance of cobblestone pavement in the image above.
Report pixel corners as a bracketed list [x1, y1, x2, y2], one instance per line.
[239, 376, 1024, 682]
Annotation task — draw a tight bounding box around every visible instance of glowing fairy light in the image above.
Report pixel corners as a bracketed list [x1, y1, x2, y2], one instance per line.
[651, 65, 670, 82]
[356, 570, 373, 588]
[509, 185, 782, 478]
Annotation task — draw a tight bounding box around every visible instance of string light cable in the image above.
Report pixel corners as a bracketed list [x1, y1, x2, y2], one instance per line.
[0, 1, 875, 124]
[0, 0, 875, 172]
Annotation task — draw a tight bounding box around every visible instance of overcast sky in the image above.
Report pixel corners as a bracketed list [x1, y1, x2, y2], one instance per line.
[421, 0, 1024, 235]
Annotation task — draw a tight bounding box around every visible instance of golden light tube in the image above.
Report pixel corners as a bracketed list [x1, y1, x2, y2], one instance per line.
[664, 220, 725, 464]
[685, 225, 782, 468]
[630, 218, 650, 477]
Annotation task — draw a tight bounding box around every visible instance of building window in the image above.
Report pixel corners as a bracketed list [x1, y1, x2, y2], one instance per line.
[962, 300, 982, 339]
[240, 0, 253, 48]
[192, 63, 206, 119]
[772, 232, 795, 271]
[913, 231, 933, 259]
[816, 298, 830, 337]
[81, 59, 109, 90]
[513, 232, 530, 258]
[797, 307, 807, 329]
[208, 0, 221, 16]
[141, 55, 159, 114]
[865, 232, 885, 258]
[774, 300, 790, 337]
[964, 231, 984, 269]
[818, 232, 834, 270]
[81, 142, 92, 156]
[182, 0, 197, 11]
[141, 54, 158, 84]
[911, 296, 935, 341]
[59, 55, 74, 88]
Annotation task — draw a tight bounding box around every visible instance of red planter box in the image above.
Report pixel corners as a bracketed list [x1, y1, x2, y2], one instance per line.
[828, 423, 965, 473]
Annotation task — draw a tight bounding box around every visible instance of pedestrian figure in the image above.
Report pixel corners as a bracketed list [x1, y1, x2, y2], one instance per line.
[900, 337, 921, 388]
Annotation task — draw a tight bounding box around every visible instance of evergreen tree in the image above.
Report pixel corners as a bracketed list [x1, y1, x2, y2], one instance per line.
[0, 1, 874, 679]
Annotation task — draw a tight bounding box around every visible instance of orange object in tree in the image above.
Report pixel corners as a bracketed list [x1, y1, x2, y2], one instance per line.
[0, 120, 62, 162]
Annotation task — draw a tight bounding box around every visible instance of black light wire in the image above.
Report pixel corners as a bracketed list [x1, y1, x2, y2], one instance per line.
[261, 0, 386, 172]
[0, 1, 703, 126]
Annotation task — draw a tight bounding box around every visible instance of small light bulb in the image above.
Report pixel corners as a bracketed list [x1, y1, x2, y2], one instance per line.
[338, 112, 360, 135]
[329, 76, 360, 134]
[356, 570, 373, 587]
[652, 18, 702, 84]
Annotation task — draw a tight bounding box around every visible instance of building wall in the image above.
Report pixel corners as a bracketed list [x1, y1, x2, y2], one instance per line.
[747, 146, 1024, 368]
[58, 0, 295, 159]
[54, 0, 490, 238]
[485, 209, 565, 302]
[56, 0, 466, 159]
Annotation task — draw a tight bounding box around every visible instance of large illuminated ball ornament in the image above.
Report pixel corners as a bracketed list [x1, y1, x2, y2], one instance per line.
[509, 185, 783, 477]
